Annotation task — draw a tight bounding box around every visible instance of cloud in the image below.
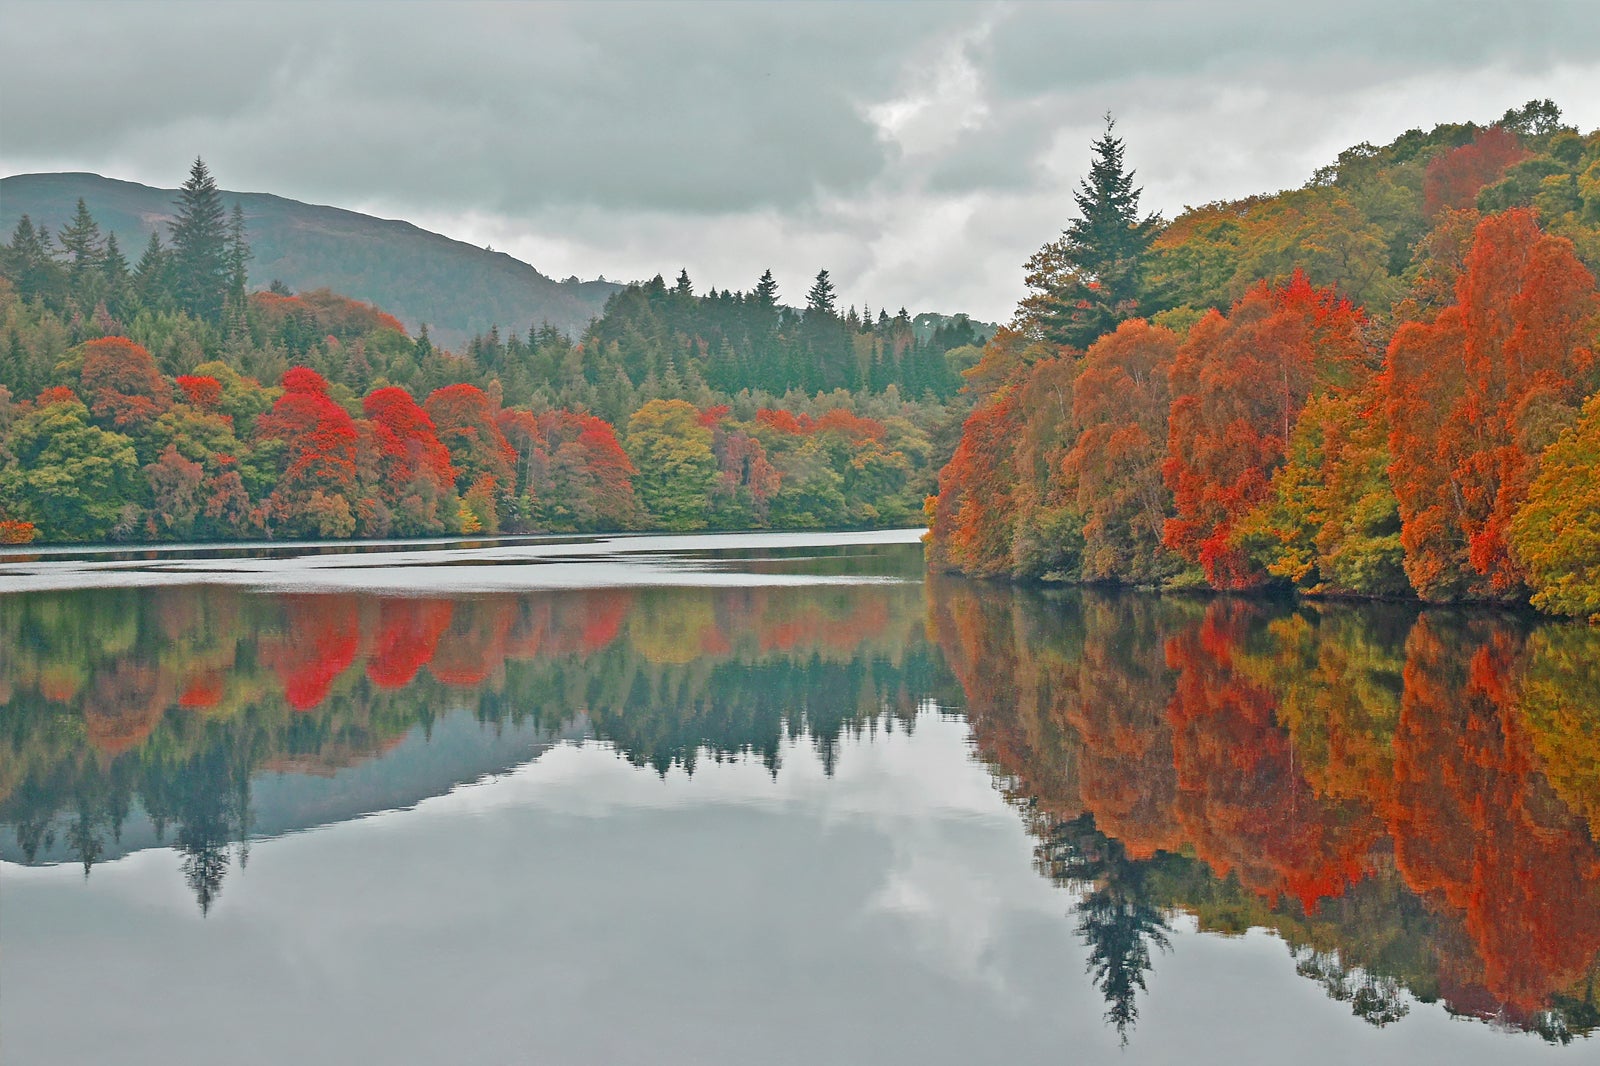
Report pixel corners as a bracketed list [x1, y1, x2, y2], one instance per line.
[4, 0, 1598, 323]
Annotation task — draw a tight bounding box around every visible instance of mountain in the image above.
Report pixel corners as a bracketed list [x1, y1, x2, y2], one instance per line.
[0, 172, 623, 347]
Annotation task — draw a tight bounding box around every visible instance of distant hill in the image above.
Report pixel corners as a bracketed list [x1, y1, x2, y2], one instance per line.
[0, 172, 623, 348]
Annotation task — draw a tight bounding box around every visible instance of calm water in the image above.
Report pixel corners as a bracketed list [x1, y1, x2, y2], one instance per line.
[2, 532, 1596, 1064]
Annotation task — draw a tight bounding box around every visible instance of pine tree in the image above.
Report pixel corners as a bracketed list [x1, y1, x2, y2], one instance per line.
[101, 231, 132, 315]
[673, 268, 693, 297]
[56, 198, 105, 285]
[805, 269, 837, 316]
[169, 157, 230, 322]
[134, 231, 170, 308]
[1, 215, 62, 302]
[753, 268, 779, 311]
[226, 202, 252, 319]
[1021, 115, 1160, 350]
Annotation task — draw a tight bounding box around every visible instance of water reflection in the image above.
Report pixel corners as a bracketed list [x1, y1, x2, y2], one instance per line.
[929, 579, 1600, 1043]
[2, 548, 1598, 1048]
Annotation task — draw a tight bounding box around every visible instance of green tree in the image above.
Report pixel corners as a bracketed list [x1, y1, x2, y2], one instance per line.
[133, 231, 171, 309]
[805, 269, 837, 316]
[753, 268, 779, 311]
[625, 399, 716, 529]
[101, 231, 132, 316]
[56, 198, 105, 289]
[2, 215, 64, 304]
[169, 157, 230, 322]
[226, 202, 252, 320]
[0, 393, 141, 541]
[1021, 115, 1160, 349]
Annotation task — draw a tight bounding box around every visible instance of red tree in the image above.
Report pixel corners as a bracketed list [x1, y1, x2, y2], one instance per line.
[80, 336, 171, 429]
[1423, 127, 1528, 218]
[1164, 271, 1369, 588]
[1383, 208, 1599, 600]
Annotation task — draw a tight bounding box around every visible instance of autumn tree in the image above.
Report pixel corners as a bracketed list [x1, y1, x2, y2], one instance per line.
[1383, 208, 1599, 601]
[926, 389, 1021, 575]
[1509, 390, 1600, 618]
[1063, 319, 1183, 583]
[1163, 271, 1370, 589]
[1234, 391, 1408, 597]
[364, 386, 457, 534]
[625, 398, 717, 529]
[1423, 126, 1528, 218]
[254, 367, 360, 538]
[78, 336, 172, 434]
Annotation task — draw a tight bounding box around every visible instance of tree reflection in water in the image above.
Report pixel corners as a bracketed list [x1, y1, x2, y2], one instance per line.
[930, 578, 1600, 1044]
[1, 559, 1597, 1044]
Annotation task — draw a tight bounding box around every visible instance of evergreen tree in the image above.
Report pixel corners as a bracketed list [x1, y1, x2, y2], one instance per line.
[2, 215, 63, 303]
[56, 198, 105, 285]
[1021, 115, 1160, 349]
[805, 269, 837, 316]
[753, 268, 779, 311]
[133, 232, 171, 308]
[673, 268, 693, 297]
[101, 231, 132, 315]
[169, 157, 230, 322]
[226, 203, 252, 317]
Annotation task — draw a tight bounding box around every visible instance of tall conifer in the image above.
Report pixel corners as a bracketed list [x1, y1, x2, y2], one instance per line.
[1021, 115, 1160, 350]
[169, 157, 230, 322]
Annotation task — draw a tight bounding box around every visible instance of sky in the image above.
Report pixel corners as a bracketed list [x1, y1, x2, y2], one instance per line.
[2, 1, 1598, 322]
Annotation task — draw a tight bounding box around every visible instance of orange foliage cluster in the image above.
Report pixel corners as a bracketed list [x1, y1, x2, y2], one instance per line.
[0, 519, 36, 544]
[1423, 127, 1529, 218]
[1163, 271, 1369, 588]
[929, 202, 1600, 614]
[1384, 209, 1599, 601]
[250, 289, 408, 340]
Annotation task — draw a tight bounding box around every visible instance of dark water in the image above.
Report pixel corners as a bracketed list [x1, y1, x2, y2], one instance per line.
[2, 533, 1596, 1064]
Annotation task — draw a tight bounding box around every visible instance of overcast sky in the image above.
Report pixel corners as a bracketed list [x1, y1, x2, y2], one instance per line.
[3, 1, 1598, 321]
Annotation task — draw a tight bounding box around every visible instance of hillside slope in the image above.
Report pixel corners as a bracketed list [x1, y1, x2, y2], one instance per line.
[0, 171, 621, 346]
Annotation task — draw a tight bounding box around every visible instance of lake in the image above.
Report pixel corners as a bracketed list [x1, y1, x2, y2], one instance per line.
[1, 531, 1596, 1064]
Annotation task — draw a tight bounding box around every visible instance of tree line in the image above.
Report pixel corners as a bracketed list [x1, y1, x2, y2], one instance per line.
[927, 101, 1600, 619]
[0, 161, 965, 543]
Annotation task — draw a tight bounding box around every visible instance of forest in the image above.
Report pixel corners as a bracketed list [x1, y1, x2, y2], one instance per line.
[0, 160, 981, 543]
[926, 99, 1600, 619]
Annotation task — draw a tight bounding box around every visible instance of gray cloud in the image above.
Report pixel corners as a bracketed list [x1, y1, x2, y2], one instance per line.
[4, 0, 1598, 323]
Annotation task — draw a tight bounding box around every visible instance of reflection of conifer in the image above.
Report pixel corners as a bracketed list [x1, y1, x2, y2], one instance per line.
[1039, 813, 1171, 1045]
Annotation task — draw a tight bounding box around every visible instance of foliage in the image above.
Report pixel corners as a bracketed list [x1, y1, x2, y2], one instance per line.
[1509, 390, 1600, 618]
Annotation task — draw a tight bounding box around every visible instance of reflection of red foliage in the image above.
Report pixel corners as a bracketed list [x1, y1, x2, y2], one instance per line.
[429, 599, 515, 686]
[178, 673, 225, 709]
[1166, 601, 1380, 911]
[366, 599, 454, 688]
[577, 590, 630, 652]
[262, 595, 360, 710]
[1389, 616, 1600, 1014]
